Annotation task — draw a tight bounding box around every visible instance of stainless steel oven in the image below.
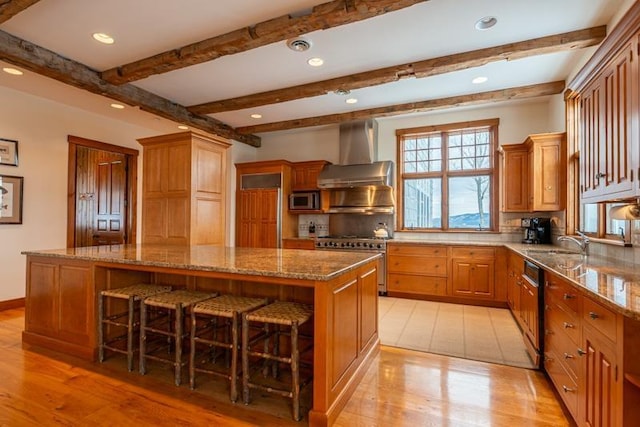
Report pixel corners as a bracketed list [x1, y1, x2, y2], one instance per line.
[315, 236, 387, 294]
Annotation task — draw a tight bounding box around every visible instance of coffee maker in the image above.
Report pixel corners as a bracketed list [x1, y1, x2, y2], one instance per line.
[521, 217, 551, 244]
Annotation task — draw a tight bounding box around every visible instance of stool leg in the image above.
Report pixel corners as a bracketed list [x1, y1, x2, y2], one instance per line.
[98, 293, 105, 363]
[291, 322, 301, 422]
[272, 324, 280, 378]
[262, 323, 270, 377]
[139, 301, 148, 375]
[189, 309, 197, 390]
[242, 313, 250, 405]
[230, 312, 239, 402]
[175, 305, 183, 386]
[127, 296, 135, 372]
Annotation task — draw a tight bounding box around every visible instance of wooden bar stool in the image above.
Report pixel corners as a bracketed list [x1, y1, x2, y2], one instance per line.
[139, 289, 215, 386]
[98, 283, 172, 372]
[242, 301, 313, 421]
[189, 295, 268, 402]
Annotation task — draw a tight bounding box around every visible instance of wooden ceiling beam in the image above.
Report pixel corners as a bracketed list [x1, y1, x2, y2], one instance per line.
[0, 0, 40, 24]
[235, 81, 566, 134]
[190, 26, 604, 114]
[0, 30, 260, 147]
[101, 0, 428, 85]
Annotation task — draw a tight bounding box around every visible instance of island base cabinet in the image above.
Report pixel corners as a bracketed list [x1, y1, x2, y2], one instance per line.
[24, 257, 96, 359]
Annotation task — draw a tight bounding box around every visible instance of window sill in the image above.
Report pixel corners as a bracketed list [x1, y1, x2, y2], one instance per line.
[582, 236, 632, 247]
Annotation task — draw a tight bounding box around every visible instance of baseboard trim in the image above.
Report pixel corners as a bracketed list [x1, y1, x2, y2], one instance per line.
[0, 298, 25, 311]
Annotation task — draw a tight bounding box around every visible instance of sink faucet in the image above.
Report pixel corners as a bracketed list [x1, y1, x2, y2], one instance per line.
[557, 230, 590, 256]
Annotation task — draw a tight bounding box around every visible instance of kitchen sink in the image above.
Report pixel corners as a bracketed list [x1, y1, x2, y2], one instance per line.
[524, 248, 582, 255]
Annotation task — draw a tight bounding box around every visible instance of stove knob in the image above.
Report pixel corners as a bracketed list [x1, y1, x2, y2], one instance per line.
[377, 243, 383, 249]
[356, 242, 361, 247]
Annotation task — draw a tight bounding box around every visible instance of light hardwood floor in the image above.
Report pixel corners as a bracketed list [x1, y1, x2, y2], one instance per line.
[0, 308, 570, 426]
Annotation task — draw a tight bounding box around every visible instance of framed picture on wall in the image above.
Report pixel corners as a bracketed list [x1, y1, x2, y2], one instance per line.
[0, 138, 19, 166]
[0, 175, 23, 224]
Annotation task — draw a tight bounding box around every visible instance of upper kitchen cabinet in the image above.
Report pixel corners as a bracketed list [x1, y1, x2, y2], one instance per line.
[138, 131, 230, 246]
[235, 160, 297, 248]
[501, 132, 566, 212]
[568, 2, 640, 203]
[291, 160, 330, 191]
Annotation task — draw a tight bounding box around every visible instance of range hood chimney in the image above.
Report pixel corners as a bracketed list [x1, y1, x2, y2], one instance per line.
[317, 119, 395, 214]
[317, 120, 393, 189]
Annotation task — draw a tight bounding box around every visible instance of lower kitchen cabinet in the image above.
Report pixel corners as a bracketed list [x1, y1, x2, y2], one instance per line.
[282, 238, 316, 250]
[386, 243, 448, 298]
[450, 247, 496, 299]
[542, 269, 640, 427]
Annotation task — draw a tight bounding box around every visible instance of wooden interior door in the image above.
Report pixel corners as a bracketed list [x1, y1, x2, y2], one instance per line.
[93, 150, 127, 245]
[68, 136, 138, 248]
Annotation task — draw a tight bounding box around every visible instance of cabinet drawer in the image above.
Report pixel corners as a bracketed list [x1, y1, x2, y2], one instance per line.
[387, 274, 447, 296]
[450, 247, 495, 258]
[582, 296, 617, 341]
[282, 239, 315, 250]
[387, 244, 447, 257]
[544, 350, 579, 419]
[545, 295, 580, 345]
[544, 273, 580, 315]
[544, 319, 580, 379]
[387, 255, 447, 276]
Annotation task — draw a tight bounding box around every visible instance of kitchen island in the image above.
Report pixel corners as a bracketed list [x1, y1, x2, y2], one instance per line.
[22, 244, 381, 427]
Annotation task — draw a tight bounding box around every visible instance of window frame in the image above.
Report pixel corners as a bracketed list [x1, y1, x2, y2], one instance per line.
[396, 118, 499, 232]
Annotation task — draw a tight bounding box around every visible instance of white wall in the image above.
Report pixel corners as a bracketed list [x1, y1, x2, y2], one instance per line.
[0, 85, 257, 301]
[257, 100, 556, 166]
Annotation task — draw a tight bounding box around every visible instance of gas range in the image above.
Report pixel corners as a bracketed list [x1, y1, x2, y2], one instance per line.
[314, 236, 388, 251]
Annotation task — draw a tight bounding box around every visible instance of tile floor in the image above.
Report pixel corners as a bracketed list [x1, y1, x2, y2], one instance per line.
[378, 297, 536, 369]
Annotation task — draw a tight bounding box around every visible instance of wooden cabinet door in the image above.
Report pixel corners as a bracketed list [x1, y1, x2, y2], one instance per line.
[580, 43, 636, 202]
[521, 279, 539, 348]
[237, 188, 279, 248]
[451, 259, 495, 299]
[580, 76, 603, 199]
[601, 43, 635, 199]
[502, 147, 529, 212]
[530, 139, 564, 211]
[583, 327, 619, 427]
[292, 161, 328, 190]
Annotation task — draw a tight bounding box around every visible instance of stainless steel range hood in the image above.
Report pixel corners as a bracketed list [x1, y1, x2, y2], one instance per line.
[317, 120, 395, 214]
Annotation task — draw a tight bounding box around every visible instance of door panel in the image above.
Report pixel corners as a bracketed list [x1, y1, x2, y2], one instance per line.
[92, 151, 127, 245]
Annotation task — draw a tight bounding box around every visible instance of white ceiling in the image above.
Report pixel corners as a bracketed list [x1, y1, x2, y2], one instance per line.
[0, 0, 629, 136]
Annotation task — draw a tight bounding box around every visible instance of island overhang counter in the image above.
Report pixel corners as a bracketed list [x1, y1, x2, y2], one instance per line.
[22, 244, 381, 426]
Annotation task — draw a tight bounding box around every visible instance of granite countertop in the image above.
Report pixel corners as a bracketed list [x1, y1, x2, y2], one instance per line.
[22, 244, 380, 282]
[506, 243, 640, 321]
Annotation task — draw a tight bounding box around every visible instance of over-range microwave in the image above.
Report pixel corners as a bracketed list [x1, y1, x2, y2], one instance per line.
[289, 191, 320, 210]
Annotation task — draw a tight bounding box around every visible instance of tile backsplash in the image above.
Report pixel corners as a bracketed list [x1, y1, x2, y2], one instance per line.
[298, 214, 329, 237]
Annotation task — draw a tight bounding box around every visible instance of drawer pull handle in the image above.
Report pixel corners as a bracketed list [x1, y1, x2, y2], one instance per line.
[577, 348, 587, 356]
[563, 352, 574, 360]
[545, 329, 553, 335]
[563, 322, 575, 329]
[562, 385, 576, 393]
[589, 311, 599, 320]
[563, 293, 575, 300]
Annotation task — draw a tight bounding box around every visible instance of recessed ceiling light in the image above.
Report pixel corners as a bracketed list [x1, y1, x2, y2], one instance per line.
[92, 32, 115, 44]
[334, 89, 351, 96]
[345, 98, 358, 104]
[177, 125, 189, 130]
[307, 57, 324, 67]
[110, 103, 125, 109]
[2, 67, 23, 75]
[472, 76, 488, 84]
[250, 113, 263, 119]
[475, 16, 497, 31]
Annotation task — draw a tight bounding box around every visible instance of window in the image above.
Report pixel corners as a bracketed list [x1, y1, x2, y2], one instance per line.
[580, 203, 632, 244]
[397, 119, 498, 231]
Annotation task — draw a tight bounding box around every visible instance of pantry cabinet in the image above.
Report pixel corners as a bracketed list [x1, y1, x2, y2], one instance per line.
[501, 133, 566, 212]
[138, 131, 230, 246]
